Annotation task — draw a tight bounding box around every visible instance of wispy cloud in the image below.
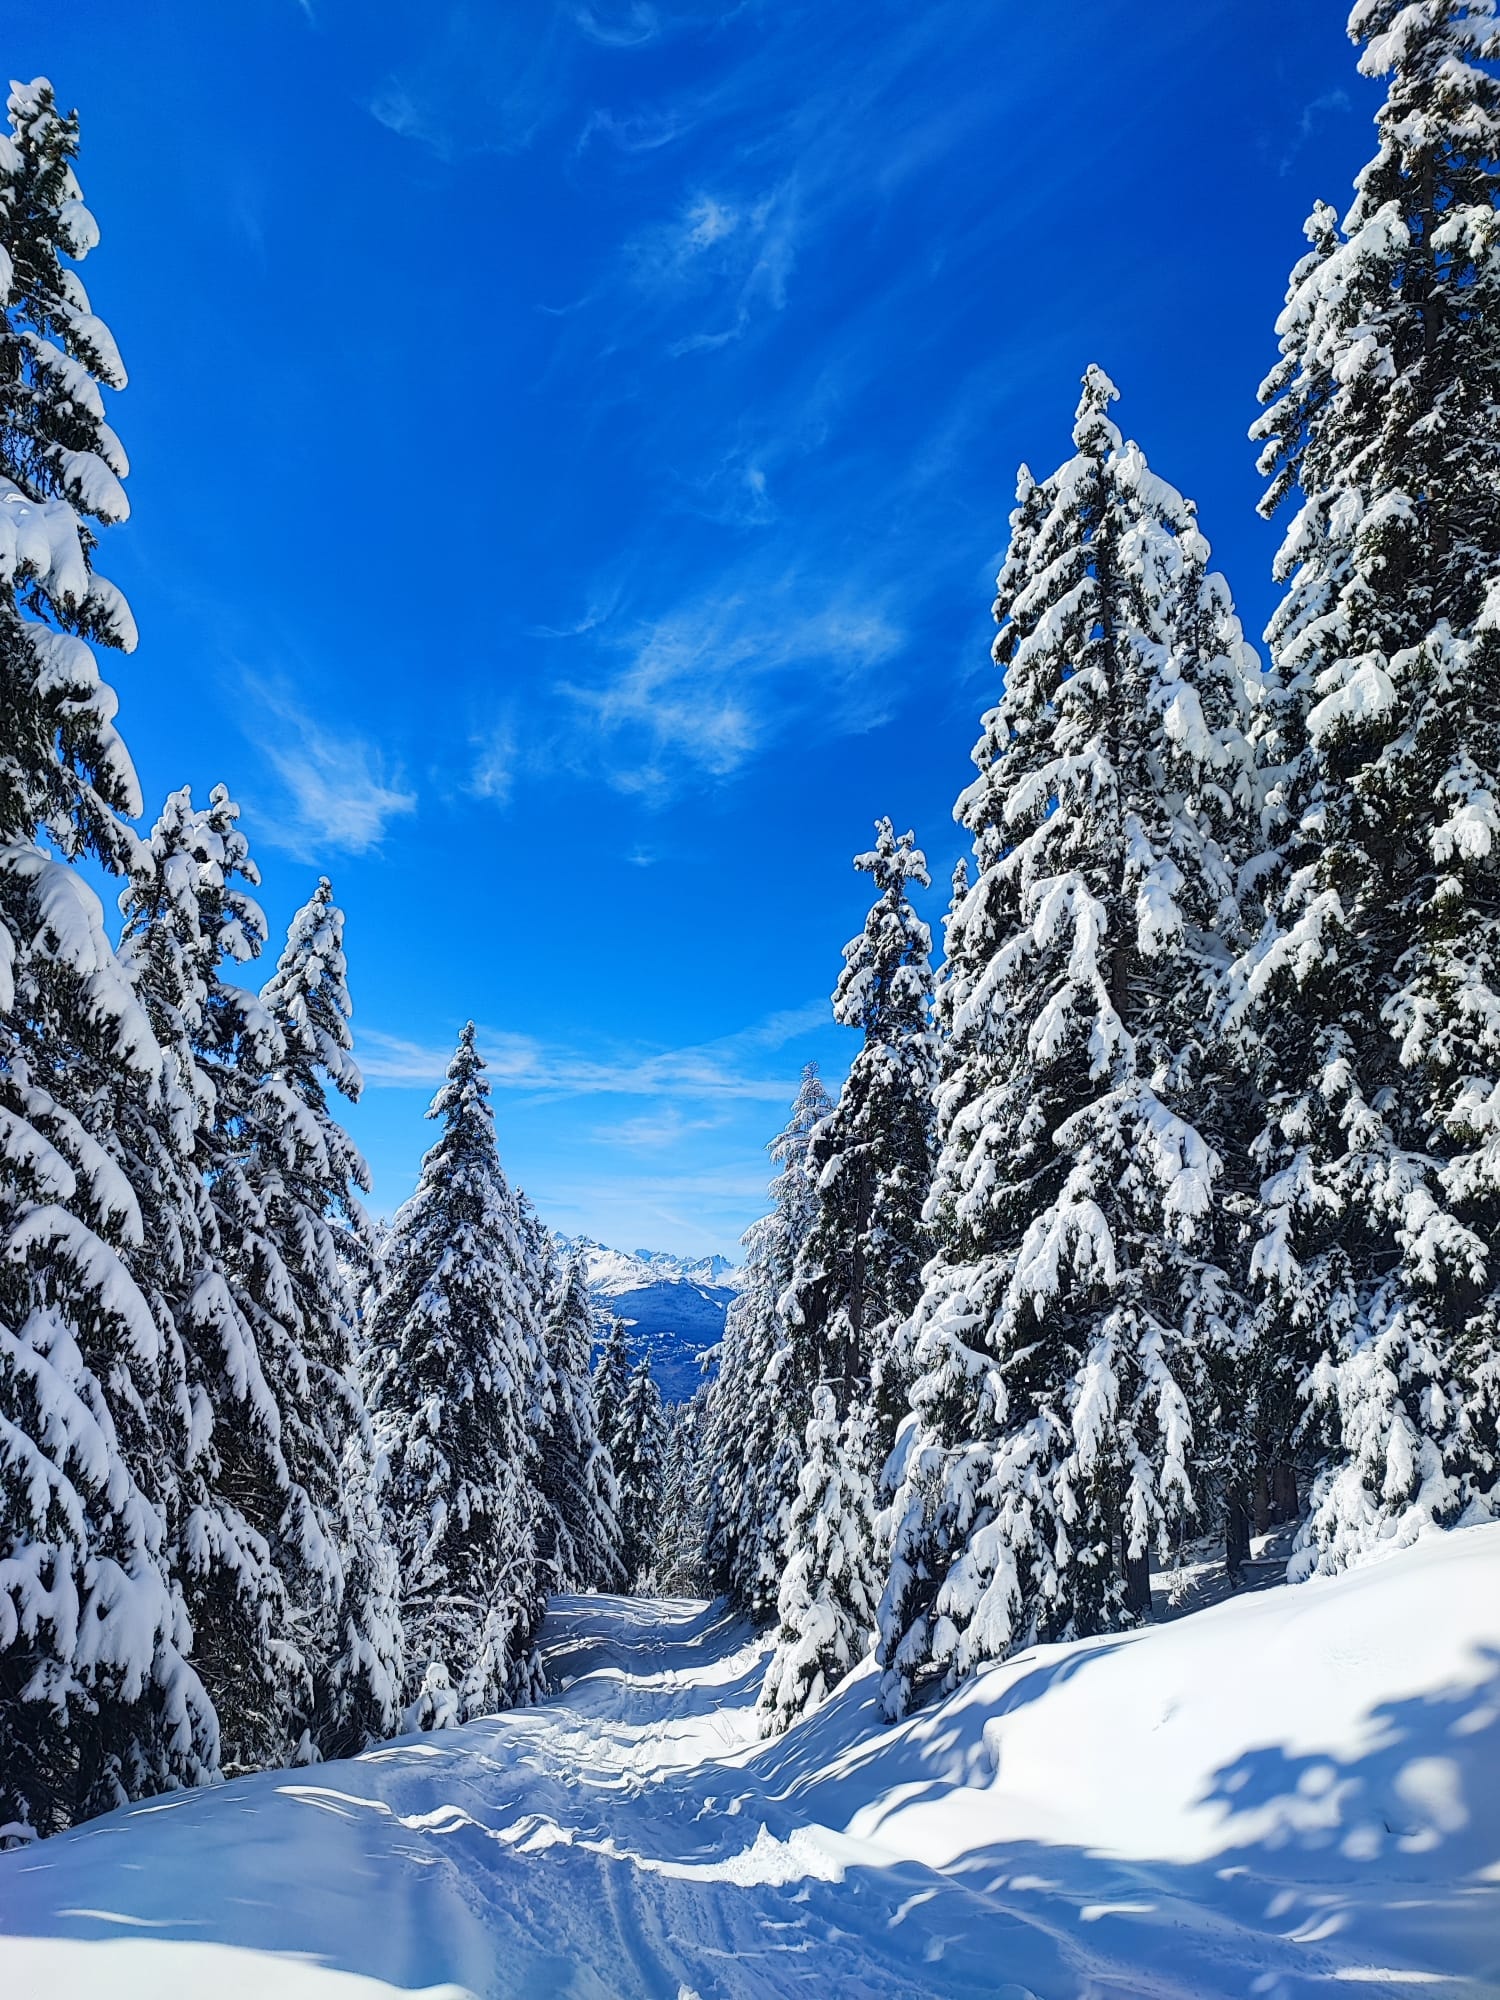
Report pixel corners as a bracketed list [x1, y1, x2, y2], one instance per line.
[358, 1001, 830, 1101]
[249, 684, 416, 859]
[606, 1106, 729, 1150]
[367, 82, 449, 154]
[525, 587, 623, 640]
[571, 7, 985, 364]
[351, 0, 1045, 826]
[684, 437, 778, 526]
[536, 1159, 781, 1257]
[363, 7, 578, 159]
[729, 1001, 832, 1049]
[577, 104, 694, 154]
[560, 579, 903, 795]
[684, 194, 737, 247]
[468, 717, 515, 806]
[624, 181, 802, 353]
[572, 1, 663, 49]
[1278, 89, 1350, 176]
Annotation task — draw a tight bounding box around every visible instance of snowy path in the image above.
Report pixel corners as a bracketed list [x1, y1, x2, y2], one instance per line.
[2, 1527, 1498, 1999]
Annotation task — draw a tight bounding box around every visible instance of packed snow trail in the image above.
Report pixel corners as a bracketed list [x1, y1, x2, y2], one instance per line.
[2, 1527, 1498, 1999]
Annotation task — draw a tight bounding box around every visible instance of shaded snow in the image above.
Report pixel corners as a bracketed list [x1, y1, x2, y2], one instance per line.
[1, 1525, 1496, 1997]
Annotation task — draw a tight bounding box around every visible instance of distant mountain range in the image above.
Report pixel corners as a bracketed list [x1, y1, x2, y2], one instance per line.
[554, 1235, 742, 1404]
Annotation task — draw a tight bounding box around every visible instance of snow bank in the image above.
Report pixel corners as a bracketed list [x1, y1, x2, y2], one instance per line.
[850, 1515, 1499, 1869]
[0, 1527, 1495, 1999]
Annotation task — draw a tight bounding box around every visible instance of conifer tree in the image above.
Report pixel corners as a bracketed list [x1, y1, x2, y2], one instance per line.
[539, 1255, 623, 1592]
[1238, 0, 1500, 1573]
[879, 369, 1263, 1715]
[759, 1389, 878, 1734]
[364, 1026, 545, 1724]
[783, 822, 937, 1447]
[113, 786, 302, 1775]
[591, 1315, 631, 1456]
[255, 881, 400, 1757]
[175, 874, 362, 1766]
[612, 1356, 665, 1587]
[0, 77, 137, 859]
[755, 826, 935, 1717]
[702, 1065, 832, 1621]
[0, 81, 217, 1835]
[652, 1395, 708, 1594]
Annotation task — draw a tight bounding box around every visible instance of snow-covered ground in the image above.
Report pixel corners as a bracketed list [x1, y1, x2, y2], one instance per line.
[2, 1524, 1496, 1999]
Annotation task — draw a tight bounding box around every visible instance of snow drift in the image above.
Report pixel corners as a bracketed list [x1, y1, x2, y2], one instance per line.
[1, 1523, 1495, 1998]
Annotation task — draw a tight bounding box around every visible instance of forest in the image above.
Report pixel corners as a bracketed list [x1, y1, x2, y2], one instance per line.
[1, 0, 1499, 1859]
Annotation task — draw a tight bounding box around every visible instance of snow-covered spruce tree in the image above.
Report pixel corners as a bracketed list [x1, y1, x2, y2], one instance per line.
[364, 1025, 545, 1724]
[591, 1314, 631, 1457]
[652, 1394, 709, 1594]
[539, 1254, 623, 1592]
[782, 821, 937, 1446]
[151, 794, 353, 1771]
[254, 880, 400, 1758]
[0, 81, 218, 1836]
[756, 825, 934, 1717]
[759, 1388, 879, 1733]
[178, 872, 372, 1768]
[113, 786, 308, 1775]
[1237, 0, 1500, 1574]
[702, 1064, 832, 1621]
[612, 1355, 665, 1587]
[878, 368, 1264, 1716]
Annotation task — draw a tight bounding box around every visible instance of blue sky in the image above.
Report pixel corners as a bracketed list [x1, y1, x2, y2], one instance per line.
[16, 0, 1373, 1256]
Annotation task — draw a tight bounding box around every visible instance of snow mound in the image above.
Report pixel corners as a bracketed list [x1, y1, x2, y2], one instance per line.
[1, 1526, 1495, 1998]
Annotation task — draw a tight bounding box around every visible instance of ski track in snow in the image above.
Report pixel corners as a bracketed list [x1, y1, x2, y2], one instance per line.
[2, 1526, 1498, 1998]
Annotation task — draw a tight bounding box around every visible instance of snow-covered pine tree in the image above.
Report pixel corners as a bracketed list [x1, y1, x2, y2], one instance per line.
[364, 1025, 545, 1724]
[754, 825, 935, 1718]
[702, 1064, 832, 1622]
[113, 785, 304, 1777]
[611, 1356, 665, 1588]
[652, 1393, 708, 1594]
[539, 1254, 623, 1592]
[0, 81, 218, 1836]
[878, 368, 1264, 1716]
[254, 880, 400, 1758]
[782, 821, 937, 1447]
[591, 1314, 631, 1456]
[1237, 0, 1500, 1575]
[178, 876, 361, 1768]
[758, 1388, 879, 1734]
[0, 77, 136, 859]
[143, 791, 350, 1772]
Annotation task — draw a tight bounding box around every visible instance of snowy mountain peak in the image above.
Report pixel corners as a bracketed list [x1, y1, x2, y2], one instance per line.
[553, 1234, 739, 1403]
[553, 1234, 742, 1299]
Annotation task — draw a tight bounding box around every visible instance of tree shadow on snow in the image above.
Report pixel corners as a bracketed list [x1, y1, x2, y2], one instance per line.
[0, 1626, 1495, 1999]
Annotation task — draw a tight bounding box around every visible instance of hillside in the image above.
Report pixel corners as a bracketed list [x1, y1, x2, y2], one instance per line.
[557, 1235, 741, 1402]
[3, 1524, 1494, 1998]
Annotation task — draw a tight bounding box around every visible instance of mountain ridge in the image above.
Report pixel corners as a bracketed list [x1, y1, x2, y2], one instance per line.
[553, 1234, 741, 1403]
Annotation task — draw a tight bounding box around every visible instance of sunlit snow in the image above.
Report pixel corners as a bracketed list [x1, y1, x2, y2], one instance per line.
[2, 1525, 1495, 1998]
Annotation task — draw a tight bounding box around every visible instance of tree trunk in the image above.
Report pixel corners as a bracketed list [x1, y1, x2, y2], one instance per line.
[1120, 1512, 1152, 1620]
[1225, 1485, 1251, 1584]
[1252, 1464, 1272, 1537]
[842, 1152, 872, 1420]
